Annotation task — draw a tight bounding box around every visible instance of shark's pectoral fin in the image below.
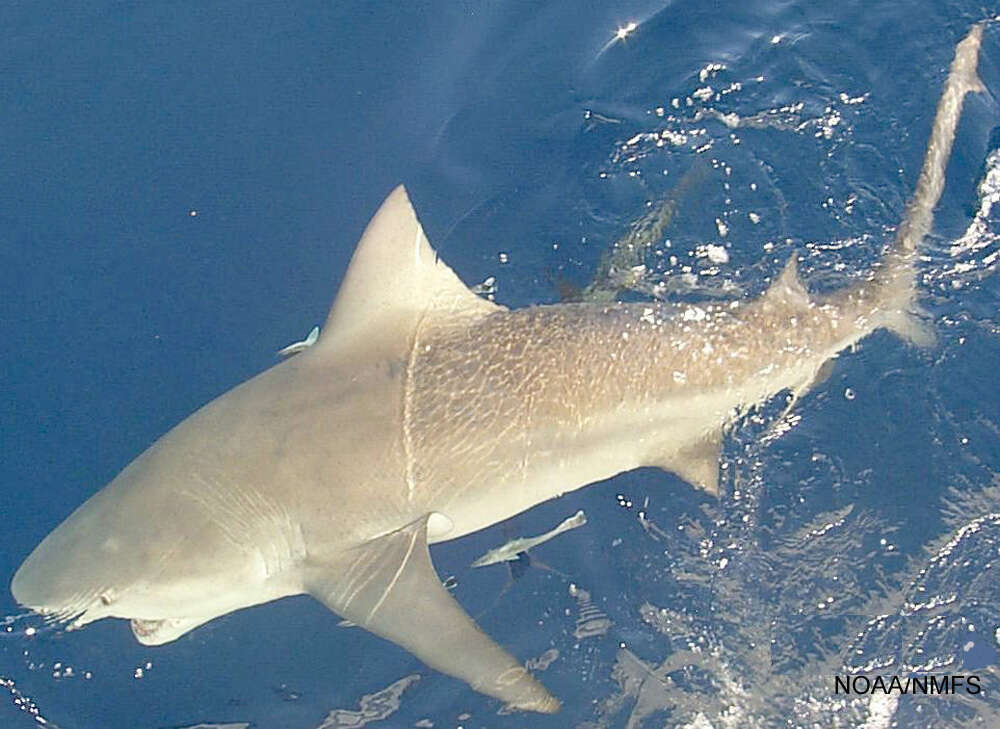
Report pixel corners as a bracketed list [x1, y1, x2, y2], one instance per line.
[304, 515, 559, 714]
[652, 430, 723, 496]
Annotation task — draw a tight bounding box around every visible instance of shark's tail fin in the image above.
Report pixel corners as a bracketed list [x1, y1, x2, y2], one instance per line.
[876, 23, 986, 345]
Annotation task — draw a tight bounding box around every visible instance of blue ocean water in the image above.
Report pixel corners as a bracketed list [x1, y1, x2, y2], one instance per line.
[2, 1, 999, 727]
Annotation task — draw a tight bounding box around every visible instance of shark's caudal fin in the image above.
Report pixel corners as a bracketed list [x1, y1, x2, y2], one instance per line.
[305, 515, 560, 713]
[317, 186, 503, 352]
[877, 23, 985, 345]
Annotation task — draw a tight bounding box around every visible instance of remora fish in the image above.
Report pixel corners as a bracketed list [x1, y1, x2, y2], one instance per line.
[10, 24, 985, 713]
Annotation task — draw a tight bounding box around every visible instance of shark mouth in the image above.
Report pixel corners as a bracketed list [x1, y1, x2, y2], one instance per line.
[130, 618, 166, 640]
[129, 616, 206, 645]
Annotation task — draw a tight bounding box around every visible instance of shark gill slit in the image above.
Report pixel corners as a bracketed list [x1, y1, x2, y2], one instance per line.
[184, 474, 272, 562]
[181, 482, 245, 553]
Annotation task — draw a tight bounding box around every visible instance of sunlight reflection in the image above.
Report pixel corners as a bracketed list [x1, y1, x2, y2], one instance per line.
[595, 19, 641, 59]
[615, 20, 638, 41]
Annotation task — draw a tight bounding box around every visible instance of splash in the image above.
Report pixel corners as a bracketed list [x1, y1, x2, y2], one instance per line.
[0, 674, 64, 728]
[942, 147, 1000, 280]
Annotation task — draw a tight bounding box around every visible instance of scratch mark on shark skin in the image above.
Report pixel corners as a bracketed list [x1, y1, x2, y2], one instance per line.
[402, 227, 425, 506]
[330, 547, 379, 613]
[367, 527, 418, 622]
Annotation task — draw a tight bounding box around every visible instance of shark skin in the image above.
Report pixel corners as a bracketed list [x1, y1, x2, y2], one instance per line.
[9, 24, 985, 714]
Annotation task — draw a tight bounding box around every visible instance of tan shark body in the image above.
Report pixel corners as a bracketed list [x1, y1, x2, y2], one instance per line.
[10, 24, 985, 713]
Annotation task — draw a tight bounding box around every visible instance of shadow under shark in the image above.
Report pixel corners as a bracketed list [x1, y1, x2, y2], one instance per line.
[10, 23, 986, 714]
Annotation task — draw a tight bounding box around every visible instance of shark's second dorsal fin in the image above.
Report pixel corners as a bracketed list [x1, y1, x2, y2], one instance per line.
[764, 255, 810, 309]
[305, 515, 560, 713]
[320, 186, 502, 350]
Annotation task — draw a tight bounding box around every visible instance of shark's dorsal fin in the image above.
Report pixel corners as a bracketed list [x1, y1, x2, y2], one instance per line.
[305, 515, 560, 713]
[320, 186, 502, 350]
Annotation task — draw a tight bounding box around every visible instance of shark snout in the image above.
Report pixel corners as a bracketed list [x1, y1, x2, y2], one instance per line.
[11, 545, 96, 621]
[10, 507, 128, 623]
[10, 556, 37, 607]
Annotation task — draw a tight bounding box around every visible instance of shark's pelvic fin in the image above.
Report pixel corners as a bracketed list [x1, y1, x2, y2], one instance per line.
[305, 515, 560, 713]
[319, 186, 503, 351]
[880, 307, 938, 349]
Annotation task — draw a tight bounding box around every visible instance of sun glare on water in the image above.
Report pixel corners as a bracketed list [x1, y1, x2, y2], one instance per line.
[615, 21, 638, 41]
[594, 19, 641, 59]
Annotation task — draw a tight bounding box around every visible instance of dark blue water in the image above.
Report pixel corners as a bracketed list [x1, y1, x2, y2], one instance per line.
[3, 2, 999, 727]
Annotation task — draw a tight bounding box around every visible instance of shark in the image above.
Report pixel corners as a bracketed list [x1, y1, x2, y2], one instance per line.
[10, 24, 985, 714]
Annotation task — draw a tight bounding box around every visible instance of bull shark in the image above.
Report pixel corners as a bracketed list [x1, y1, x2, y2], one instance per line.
[10, 24, 985, 714]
